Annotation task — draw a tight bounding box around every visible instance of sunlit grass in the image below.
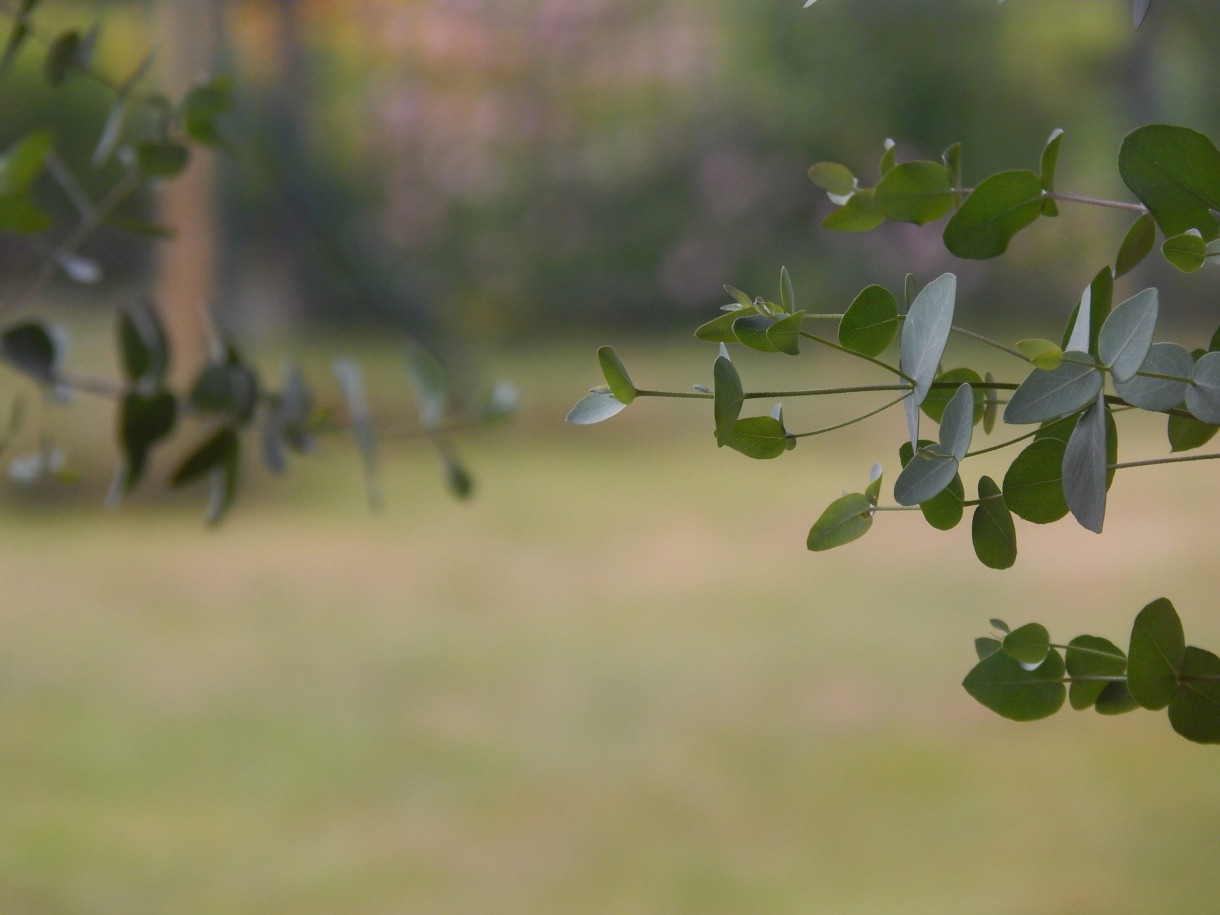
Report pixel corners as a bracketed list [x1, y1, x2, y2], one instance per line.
[0, 339, 1218, 913]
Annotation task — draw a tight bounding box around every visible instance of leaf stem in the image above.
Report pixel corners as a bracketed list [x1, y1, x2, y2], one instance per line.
[799, 330, 911, 381]
[1112, 452, 1220, 471]
[791, 394, 908, 438]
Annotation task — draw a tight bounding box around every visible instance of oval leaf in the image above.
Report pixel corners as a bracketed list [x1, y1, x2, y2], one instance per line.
[726, 416, 789, 460]
[1003, 623, 1051, 666]
[1127, 597, 1185, 711]
[566, 389, 627, 425]
[597, 345, 637, 404]
[1186, 351, 1220, 424]
[873, 160, 953, 225]
[1115, 212, 1157, 277]
[1065, 635, 1128, 712]
[1097, 287, 1157, 384]
[899, 272, 956, 405]
[1113, 341, 1191, 412]
[943, 170, 1045, 259]
[1119, 124, 1220, 241]
[807, 492, 873, 551]
[839, 285, 898, 357]
[821, 188, 885, 232]
[713, 354, 744, 446]
[972, 475, 1016, 570]
[938, 383, 974, 461]
[963, 647, 1066, 721]
[1168, 647, 1220, 744]
[893, 443, 957, 506]
[1003, 353, 1101, 424]
[1062, 392, 1108, 533]
[1161, 231, 1208, 272]
[1003, 437, 1069, 524]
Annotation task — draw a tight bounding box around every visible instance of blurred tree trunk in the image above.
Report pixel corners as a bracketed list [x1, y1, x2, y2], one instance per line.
[154, 0, 224, 384]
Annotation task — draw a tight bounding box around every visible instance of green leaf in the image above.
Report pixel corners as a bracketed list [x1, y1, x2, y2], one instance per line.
[732, 314, 780, 353]
[171, 425, 238, 488]
[724, 286, 754, 310]
[135, 141, 190, 179]
[864, 462, 883, 505]
[1003, 438, 1069, 524]
[920, 368, 983, 425]
[725, 416, 789, 460]
[44, 29, 80, 85]
[181, 76, 233, 148]
[596, 347, 636, 405]
[873, 160, 953, 225]
[1161, 231, 1209, 272]
[118, 300, 170, 387]
[1062, 391, 1107, 533]
[807, 492, 873, 551]
[1113, 342, 1191, 412]
[262, 362, 316, 474]
[1115, 213, 1157, 277]
[1127, 597, 1185, 711]
[1016, 339, 1063, 371]
[0, 321, 58, 382]
[117, 389, 177, 493]
[1040, 128, 1064, 216]
[1168, 647, 1220, 744]
[1119, 124, 1220, 241]
[1003, 623, 1051, 666]
[990, 619, 1011, 634]
[1095, 681, 1140, 715]
[189, 357, 258, 424]
[942, 142, 963, 204]
[938, 383, 974, 461]
[899, 272, 956, 405]
[943, 170, 1045, 259]
[766, 310, 805, 355]
[982, 372, 998, 435]
[565, 389, 627, 425]
[821, 188, 885, 232]
[1066, 635, 1128, 711]
[0, 129, 53, 194]
[1098, 288, 1158, 383]
[879, 138, 896, 175]
[695, 309, 753, 344]
[975, 637, 1002, 661]
[972, 475, 1016, 570]
[839, 285, 898, 357]
[713, 353, 744, 447]
[893, 443, 957, 506]
[1186, 351, 1220, 424]
[807, 161, 856, 197]
[1167, 413, 1218, 453]
[0, 192, 50, 233]
[963, 647, 1066, 721]
[899, 440, 963, 530]
[779, 266, 795, 314]
[1003, 353, 1101, 424]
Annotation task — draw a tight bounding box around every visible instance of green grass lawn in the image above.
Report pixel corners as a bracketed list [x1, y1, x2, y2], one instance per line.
[0, 339, 1218, 913]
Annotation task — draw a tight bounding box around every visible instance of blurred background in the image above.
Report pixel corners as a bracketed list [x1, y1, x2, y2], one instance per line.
[1, 1, 1219, 912]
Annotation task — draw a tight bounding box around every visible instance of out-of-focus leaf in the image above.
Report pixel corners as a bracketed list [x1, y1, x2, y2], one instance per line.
[0, 129, 53, 193]
[943, 170, 1045, 259]
[44, 29, 80, 85]
[404, 339, 451, 425]
[1119, 124, 1220, 241]
[117, 389, 176, 494]
[807, 161, 856, 197]
[1132, 0, 1152, 28]
[119, 299, 170, 387]
[182, 76, 233, 148]
[1115, 212, 1157, 277]
[333, 357, 382, 511]
[1039, 128, 1064, 216]
[1161, 231, 1209, 272]
[135, 141, 190, 179]
[0, 192, 51, 232]
[171, 425, 237, 488]
[1, 321, 59, 382]
[1016, 339, 1063, 371]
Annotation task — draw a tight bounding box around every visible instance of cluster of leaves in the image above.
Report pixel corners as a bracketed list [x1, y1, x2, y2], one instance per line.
[568, 117, 1220, 741]
[0, 2, 512, 521]
[967, 599, 1220, 744]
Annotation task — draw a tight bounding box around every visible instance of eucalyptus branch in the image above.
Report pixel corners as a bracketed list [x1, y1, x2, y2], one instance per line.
[791, 394, 909, 438]
[799, 330, 911, 380]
